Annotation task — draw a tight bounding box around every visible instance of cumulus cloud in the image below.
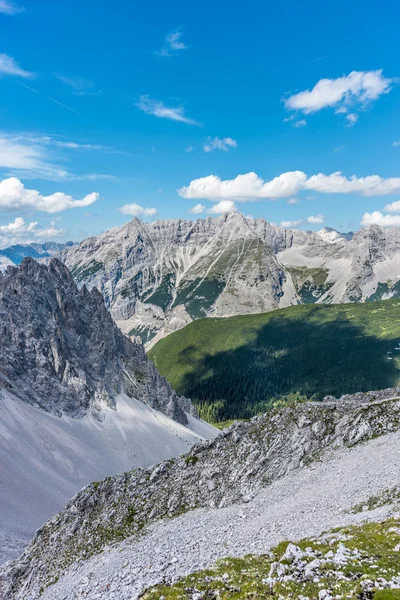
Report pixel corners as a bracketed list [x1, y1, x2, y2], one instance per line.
[304, 172, 400, 196]
[157, 31, 187, 57]
[383, 200, 400, 212]
[179, 171, 307, 201]
[136, 96, 199, 125]
[180, 170, 400, 202]
[0, 53, 33, 78]
[0, 177, 99, 213]
[0, 217, 65, 248]
[307, 214, 325, 224]
[208, 200, 237, 214]
[361, 211, 400, 227]
[280, 219, 303, 228]
[0, 0, 23, 14]
[284, 70, 394, 116]
[119, 203, 157, 217]
[188, 203, 205, 214]
[203, 137, 237, 152]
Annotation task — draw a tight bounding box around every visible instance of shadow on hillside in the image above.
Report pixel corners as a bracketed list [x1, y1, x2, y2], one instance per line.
[179, 308, 400, 421]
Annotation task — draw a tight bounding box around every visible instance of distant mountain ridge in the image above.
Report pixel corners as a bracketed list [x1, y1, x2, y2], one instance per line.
[0, 241, 74, 270]
[53, 213, 400, 345]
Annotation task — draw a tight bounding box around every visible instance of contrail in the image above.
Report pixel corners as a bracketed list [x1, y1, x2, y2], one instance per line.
[48, 97, 80, 115]
[15, 81, 40, 94]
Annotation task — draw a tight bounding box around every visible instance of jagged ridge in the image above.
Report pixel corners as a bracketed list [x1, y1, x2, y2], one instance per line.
[0, 257, 192, 423]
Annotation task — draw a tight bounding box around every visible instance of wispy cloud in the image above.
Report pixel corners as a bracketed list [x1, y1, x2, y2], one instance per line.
[0, 54, 33, 78]
[345, 113, 359, 127]
[55, 74, 93, 91]
[0, 0, 23, 14]
[284, 70, 395, 123]
[156, 31, 187, 57]
[280, 219, 303, 228]
[287, 198, 299, 204]
[0, 133, 115, 181]
[0, 177, 99, 213]
[136, 96, 200, 125]
[393, 141, 400, 147]
[203, 137, 237, 152]
[119, 203, 157, 217]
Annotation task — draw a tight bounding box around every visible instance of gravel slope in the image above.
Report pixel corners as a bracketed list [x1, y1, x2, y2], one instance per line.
[0, 392, 216, 565]
[38, 427, 400, 600]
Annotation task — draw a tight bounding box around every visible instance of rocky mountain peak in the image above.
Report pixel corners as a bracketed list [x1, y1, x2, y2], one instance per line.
[0, 257, 193, 423]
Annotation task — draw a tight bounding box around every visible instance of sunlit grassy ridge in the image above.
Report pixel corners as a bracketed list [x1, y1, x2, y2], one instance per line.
[149, 300, 400, 421]
[141, 518, 400, 599]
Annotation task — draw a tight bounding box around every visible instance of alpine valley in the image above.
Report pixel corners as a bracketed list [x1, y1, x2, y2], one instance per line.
[53, 213, 400, 347]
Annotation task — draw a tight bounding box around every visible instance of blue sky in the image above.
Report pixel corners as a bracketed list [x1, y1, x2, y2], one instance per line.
[1, 0, 400, 246]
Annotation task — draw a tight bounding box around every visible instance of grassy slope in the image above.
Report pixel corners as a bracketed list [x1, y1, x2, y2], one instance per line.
[148, 300, 400, 421]
[142, 518, 400, 599]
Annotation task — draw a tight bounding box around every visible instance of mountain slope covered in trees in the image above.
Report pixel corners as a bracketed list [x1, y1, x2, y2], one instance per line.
[149, 299, 400, 421]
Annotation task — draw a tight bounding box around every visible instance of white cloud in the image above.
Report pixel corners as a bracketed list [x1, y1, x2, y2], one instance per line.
[0, 217, 65, 248]
[383, 200, 400, 212]
[0, 135, 68, 179]
[136, 96, 199, 125]
[179, 171, 307, 201]
[345, 113, 359, 126]
[307, 214, 325, 224]
[293, 119, 307, 128]
[361, 211, 400, 227]
[208, 200, 237, 214]
[157, 31, 187, 57]
[305, 172, 400, 196]
[0, 133, 114, 181]
[280, 219, 303, 228]
[180, 170, 400, 202]
[189, 203, 205, 214]
[0, 177, 99, 213]
[393, 141, 400, 147]
[0, 53, 33, 78]
[0, 0, 23, 14]
[55, 74, 93, 91]
[284, 70, 394, 115]
[203, 137, 237, 152]
[185, 146, 193, 153]
[119, 203, 157, 217]
[287, 198, 299, 204]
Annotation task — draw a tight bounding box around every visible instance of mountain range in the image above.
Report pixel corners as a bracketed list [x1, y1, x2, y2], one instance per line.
[0, 241, 74, 271]
[53, 213, 400, 346]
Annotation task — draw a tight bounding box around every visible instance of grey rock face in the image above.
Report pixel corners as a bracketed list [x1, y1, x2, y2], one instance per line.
[4, 391, 400, 598]
[54, 213, 400, 344]
[0, 257, 193, 423]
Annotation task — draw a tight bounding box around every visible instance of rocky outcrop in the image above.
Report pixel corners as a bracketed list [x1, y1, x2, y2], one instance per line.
[53, 213, 400, 344]
[0, 257, 193, 423]
[4, 391, 400, 599]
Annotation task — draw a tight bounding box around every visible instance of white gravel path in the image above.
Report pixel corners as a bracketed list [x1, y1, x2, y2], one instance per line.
[40, 429, 400, 600]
